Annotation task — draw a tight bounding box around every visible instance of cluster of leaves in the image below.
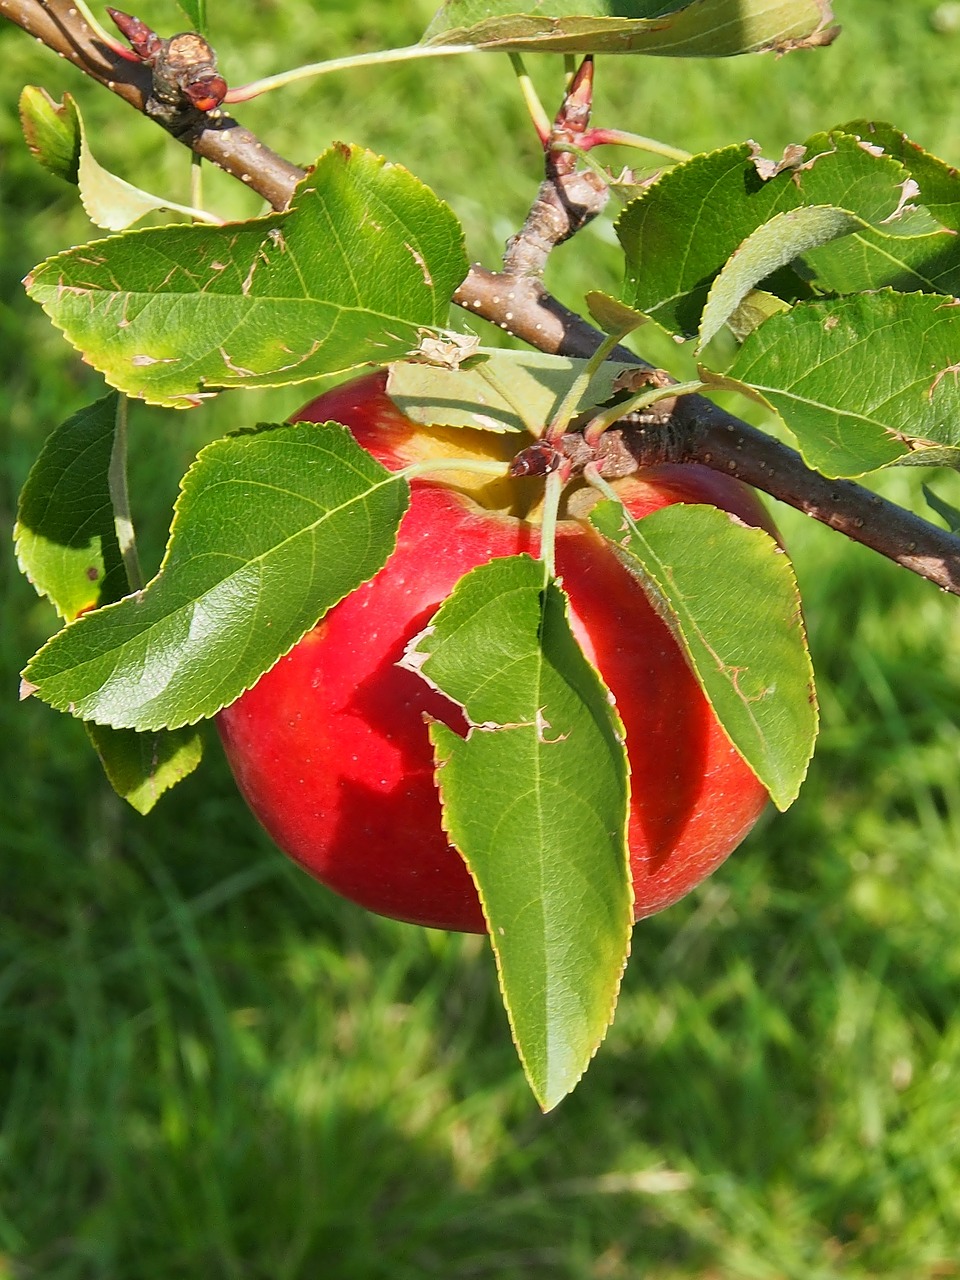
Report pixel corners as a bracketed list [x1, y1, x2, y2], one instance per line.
[14, 0, 960, 1107]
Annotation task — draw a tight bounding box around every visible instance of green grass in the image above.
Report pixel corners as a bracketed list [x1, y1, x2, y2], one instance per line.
[5, 1, 960, 1275]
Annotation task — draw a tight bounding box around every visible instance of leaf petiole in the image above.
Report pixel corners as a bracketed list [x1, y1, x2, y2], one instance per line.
[509, 52, 552, 145]
[108, 395, 144, 593]
[400, 456, 512, 482]
[583, 379, 704, 445]
[545, 329, 636, 445]
[224, 43, 476, 103]
[539, 467, 564, 580]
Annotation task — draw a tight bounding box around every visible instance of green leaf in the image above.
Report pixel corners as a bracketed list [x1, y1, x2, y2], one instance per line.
[14, 393, 204, 810]
[922, 483, 960, 532]
[711, 292, 960, 477]
[19, 89, 217, 230]
[19, 85, 80, 183]
[15, 394, 127, 622]
[406, 556, 632, 1111]
[422, 0, 837, 56]
[23, 422, 410, 730]
[85, 723, 204, 815]
[387, 349, 639, 434]
[697, 205, 865, 352]
[589, 501, 816, 810]
[618, 133, 915, 339]
[842, 120, 960, 233]
[25, 145, 468, 407]
[175, 0, 207, 32]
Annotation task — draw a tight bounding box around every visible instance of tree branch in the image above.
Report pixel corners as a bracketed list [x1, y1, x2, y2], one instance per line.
[7, 0, 960, 595]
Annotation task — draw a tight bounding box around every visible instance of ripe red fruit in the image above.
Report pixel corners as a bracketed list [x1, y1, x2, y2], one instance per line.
[217, 372, 773, 932]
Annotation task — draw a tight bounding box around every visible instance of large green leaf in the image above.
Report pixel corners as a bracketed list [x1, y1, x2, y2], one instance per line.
[422, 0, 836, 56]
[711, 292, 960, 477]
[589, 501, 816, 810]
[406, 555, 632, 1111]
[618, 134, 916, 339]
[25, 146, 467, 407]
[23, 422, 410, 730]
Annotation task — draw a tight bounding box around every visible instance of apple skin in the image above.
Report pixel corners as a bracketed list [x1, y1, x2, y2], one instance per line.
[217, 372, 773, 933]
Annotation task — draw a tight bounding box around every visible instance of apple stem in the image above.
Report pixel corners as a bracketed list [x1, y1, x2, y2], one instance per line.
[108, 395, 145, 593]
[400, 457, 513, 483]
[539, 467, 566, 580]
[582, 462, 623, 508]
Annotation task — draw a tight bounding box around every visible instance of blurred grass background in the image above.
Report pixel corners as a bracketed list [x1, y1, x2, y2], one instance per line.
[4, 1, 960, 1275]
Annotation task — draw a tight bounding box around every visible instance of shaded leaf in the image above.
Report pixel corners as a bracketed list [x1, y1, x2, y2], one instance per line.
[422, 0, 836, 56]
[922, 483, 960, 531]
[406, 555, 632, 1111]
[842, 119, 960, 233]
[86, 722, 204, 815]
[589, 501, 816, 810]
[710, 292, 960, 477]
[14, 392, 204, 810]
[26, 145, 467, 407]
[15, 393, 127, 621]
[175, 0, 207, 33]
[23, 422, 410, 730]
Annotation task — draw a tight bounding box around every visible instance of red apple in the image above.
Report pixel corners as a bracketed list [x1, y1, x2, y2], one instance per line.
[217, 371, 773, 932]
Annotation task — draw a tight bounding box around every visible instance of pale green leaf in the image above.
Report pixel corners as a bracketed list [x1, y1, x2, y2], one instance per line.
[589, 501, 816, 810]
[387, 349, 639, 434]
[698, 206, 865, 352]
[25, 145, 468, 407]
[407, 556, 632, 1111]
[422, 0, 837, 56]
[23, 422, 410, 730]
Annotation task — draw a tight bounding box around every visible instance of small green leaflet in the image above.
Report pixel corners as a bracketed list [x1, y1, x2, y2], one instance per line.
[711, 292, 960, 477]
[86, 722, 204, 815]
[25, 145, 468, 407]
[18, 88, 217, 231]
[23, 422, 410, 731]
[14, 392, 202, 812]
[922, 484, 960, 532]
[589, 501, 816, 810]
[387, 349, 639, 435]
[405, 555, 632, 1112]
[422, 0, 836, 56]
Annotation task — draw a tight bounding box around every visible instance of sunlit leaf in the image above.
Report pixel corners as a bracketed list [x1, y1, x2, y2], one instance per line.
[589, 501, 816, 810]
[406, 555, 632, 1111]
[708, 291, 960, 477]
[26, 145, 468, 407]
[24, 422, 410, 730]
